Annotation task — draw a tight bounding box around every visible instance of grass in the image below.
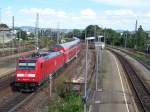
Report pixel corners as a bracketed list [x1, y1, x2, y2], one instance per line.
[55, 77, 66, 95]
[48, 61, 83, 112]
[48, 90, 83, 112]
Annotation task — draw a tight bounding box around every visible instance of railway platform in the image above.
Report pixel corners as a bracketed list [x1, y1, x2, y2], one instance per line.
[92, 50, 138, 112]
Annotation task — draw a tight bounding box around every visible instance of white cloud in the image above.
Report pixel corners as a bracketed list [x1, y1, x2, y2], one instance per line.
[56, 11, 67, 18]
[19, 8, 67, 18]
[104, 9, 136, 17]
[80, 8, 96, 17]
[90, 0, 150, 7]
[11, 7, 150, 30]
[144, 12, 150, 17]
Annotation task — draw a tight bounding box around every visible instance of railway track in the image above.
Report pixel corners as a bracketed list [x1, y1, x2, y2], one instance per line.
[0, 71, 30, 112]
[0, 70, 31, 112]
[0, 44, 92, 112]
[0, 92, 34, 112]
[110, 49, 150, 112]
[0, 71, 15, 90]
[112, 47, 150, 71]
[0, 49, 82, 112]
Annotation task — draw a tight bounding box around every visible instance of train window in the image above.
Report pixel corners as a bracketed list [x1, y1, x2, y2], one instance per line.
[18, 60, 27, 69]
[27, 62, 36, 70]
[18, 60, 36, 70]
[55, 45, 63, 48]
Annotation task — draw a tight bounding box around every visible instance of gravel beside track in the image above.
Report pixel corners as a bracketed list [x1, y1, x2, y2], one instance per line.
[0, 71, 15, 90]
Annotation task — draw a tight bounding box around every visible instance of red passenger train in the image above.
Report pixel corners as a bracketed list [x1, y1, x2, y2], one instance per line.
[14, 37, 80, 92]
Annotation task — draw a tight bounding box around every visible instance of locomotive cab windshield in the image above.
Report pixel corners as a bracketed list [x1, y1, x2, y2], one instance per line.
[18, 60, 36, 70]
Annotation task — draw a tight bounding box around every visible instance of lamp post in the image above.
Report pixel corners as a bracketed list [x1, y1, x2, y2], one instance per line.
[96, 36, 103, 91]
[83, 36, 95, 112]
[83, 37, 88, 112]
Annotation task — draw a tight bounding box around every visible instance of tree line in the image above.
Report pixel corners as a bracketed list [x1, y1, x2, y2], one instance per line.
[68, 25, 149, 50]
[0, 23, 149, 49]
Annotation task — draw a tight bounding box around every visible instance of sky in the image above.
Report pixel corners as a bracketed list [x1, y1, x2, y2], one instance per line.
[0, 0, 150, 30]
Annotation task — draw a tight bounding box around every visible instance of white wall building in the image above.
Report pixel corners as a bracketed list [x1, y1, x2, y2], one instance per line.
[0, 28, 15, 43]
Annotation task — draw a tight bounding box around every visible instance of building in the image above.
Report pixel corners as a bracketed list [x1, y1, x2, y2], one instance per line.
[0, 28, 15, 44]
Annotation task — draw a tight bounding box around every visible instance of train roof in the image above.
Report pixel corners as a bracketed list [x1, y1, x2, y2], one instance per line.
[18, 51, 61, 60]
[43, 51, 61, 60]
[59, 37, 80, 50]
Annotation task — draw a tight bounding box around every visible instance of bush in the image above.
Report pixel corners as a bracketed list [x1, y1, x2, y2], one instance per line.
[49, 90, 83, 112]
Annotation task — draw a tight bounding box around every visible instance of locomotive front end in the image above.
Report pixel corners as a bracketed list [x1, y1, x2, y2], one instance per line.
[14, 59, 38, 92]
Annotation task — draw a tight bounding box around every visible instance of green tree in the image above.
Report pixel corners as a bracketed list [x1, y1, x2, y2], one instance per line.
[105, 29, 121, 46]
[121, 31, 134, 48]
[72, 29, 81, 38]
[136, 25, 148, 49]
[28, 32, 34, 39]
[16, 30, 27, 40]
[0, 23, 9, 28]
[66, 31, 74, 38]
[81, 25, 102, 39]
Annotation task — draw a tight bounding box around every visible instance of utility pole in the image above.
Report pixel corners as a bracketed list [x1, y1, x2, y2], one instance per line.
[96, 36, 103, 91]
[95, 26, 99, 91]
[95, 43, 98, 90]
[94, 25, 96, 38]
[0, 8, 1, 23]
[57, 22, 60, 44]
[18, 29, 21, 55]
[83, 32, 88, 112]
[124, 33, 127, 48]
[104, 28, 106, 46]
[99, 36, 101, 90]
[84, 30, 87, 43]
[12, 16, 14, 32]
[134, 20, 138, 49]
[35, 13, 39, 52]
[2, 30, 4, 56]
[12, 16, 14, 56]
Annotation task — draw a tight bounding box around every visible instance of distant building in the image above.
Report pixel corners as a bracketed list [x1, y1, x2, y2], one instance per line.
[146, 31, 150, 37]
[0, 28, 15, 43]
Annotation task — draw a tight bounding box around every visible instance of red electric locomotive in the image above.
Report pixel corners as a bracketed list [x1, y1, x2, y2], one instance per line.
[14, 38, 80, 92]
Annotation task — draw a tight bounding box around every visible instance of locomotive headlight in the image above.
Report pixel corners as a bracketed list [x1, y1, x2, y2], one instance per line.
[17, 74, 24, 77]
[28, 74, 35, 77]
